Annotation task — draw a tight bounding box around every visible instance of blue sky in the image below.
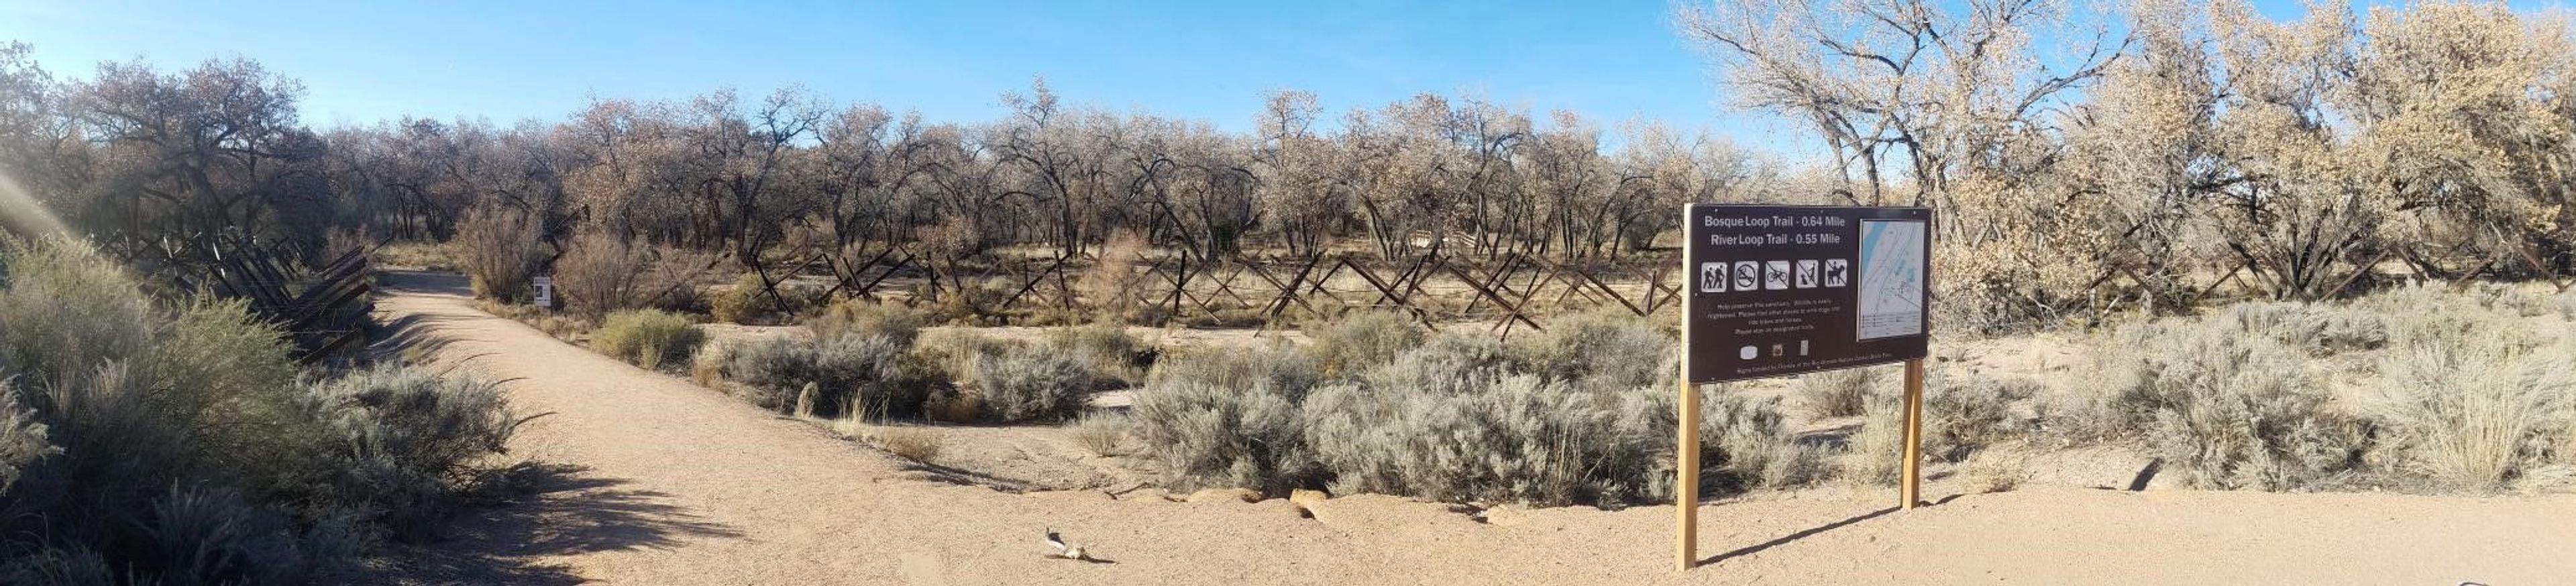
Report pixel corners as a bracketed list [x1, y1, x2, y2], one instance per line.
[3, 0, 2571, 160]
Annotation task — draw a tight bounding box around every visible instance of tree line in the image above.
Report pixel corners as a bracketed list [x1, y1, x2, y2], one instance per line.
[1682, 0, 2576, 328]
[0, 44, 1776, 279]
[3, 0, 2572, 331]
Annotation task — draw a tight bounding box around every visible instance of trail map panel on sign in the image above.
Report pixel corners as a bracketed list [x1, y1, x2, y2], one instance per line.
[1856, 219, 1925, 340]
[1682, 205, 1931, 383]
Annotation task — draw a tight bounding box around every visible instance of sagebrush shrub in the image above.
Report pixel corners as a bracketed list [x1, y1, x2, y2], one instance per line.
[1359, 334, 1509, 397]
[2360, 283, 2544, 352]
[592, 309, 704, 370]
[1796, 367, 1880, 419]
[1305, 309, 1422, 377]
[1511, 306, 1673, 392]
[1133, 376, 1320, 494]
[715, 334, 927, 418]
[300, 364, 517, 539]
[1923, 374, 2041, 462]
[1305, 373, 1672, 506]
[0, 238, 515, 583]
[2094, 321, 2367, 490]
[1696, 389, 1823, 493]
[975, 343, 1095, 422]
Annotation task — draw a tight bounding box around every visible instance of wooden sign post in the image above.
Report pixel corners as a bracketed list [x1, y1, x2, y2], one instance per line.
[1676, 204, 1933, 570]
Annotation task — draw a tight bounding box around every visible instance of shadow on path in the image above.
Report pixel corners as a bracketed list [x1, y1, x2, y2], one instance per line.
[380, 462, 744, 585]
[1699, 493, 1964, 567]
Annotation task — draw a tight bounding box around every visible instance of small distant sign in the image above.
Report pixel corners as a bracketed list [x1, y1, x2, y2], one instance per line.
[532, 276, 555, 309]
[1682, 205, 1930, 383]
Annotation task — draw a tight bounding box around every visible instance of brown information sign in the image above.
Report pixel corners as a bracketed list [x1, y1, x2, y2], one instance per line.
[1682, 204, 1931, 383]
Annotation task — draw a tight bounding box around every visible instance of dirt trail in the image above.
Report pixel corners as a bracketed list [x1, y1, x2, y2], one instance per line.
[375, 272, 2576, 585]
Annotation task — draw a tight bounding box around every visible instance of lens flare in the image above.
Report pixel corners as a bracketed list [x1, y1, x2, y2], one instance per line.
[0, 170, 68, 237]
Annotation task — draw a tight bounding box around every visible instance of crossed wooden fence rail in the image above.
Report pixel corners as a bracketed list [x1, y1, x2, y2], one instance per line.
[845, 246, 1688, 336]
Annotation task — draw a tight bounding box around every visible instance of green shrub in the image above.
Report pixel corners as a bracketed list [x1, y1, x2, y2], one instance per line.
[592, 309, 704, 370]
[1796, 367, 1881, 419]
[2366, 340, 2576, 491]
[809, 299, 927, 346]
[1305, 309, 1422, 377]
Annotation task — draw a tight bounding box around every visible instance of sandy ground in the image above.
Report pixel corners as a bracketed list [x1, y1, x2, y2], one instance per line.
[372, 271, 2576, 585]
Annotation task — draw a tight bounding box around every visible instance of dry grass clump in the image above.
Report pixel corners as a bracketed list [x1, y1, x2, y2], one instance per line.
[2214, 301, 2387, 356]
[1066, 412, 1133, 456]
[590, 309, 704, 370]
[2366, 337, 2576, 491]
[1305, 309, 1422, 377]
[1073, 230, 1150, 321]
[1847, 391, 1909, 485]
[1963, 444, 2034, 493]
[453, 204, 545, 302]
[372, 240, 458, 271]
[1796, 367, 1881, 419]
[1044, 322, 1149, 384]
[808, 299, 927, 346]
[867, 426, 945, 462]
[709, 273, 821, 325]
